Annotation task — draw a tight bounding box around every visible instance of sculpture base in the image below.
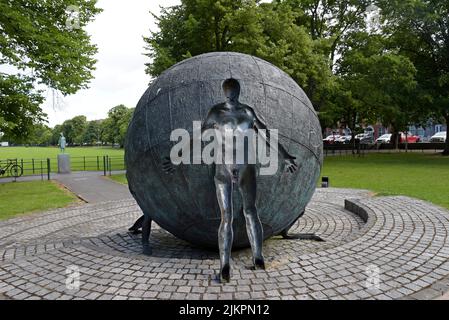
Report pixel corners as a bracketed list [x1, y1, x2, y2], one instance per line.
[57, 154, 71, 174]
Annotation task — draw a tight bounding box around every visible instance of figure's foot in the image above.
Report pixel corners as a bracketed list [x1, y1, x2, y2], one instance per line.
[220, 264, 231, 283]
[142, 245, 153, 256]
[254, 257, 265, 270]
[282, 233, 324, 242]
[128, 228, 142, 235]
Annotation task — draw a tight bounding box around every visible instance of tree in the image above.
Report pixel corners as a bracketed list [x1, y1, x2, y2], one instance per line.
[144, 0, 334, 109]
[117, 108, 134, 148]
[283, 0, 373, 67]
[101, 105, 133, 147]
[60, 115, 87, 145]
[0, 0, 102, 140]
[334, 31, 417, 148]
[0, 74, 45, 139]
[28, 124, 53, 146]
[83, 120, 102, 145]
[51, 124, 63, 146]
[378, 0, 449, 154]
[338, 32, 416, 148]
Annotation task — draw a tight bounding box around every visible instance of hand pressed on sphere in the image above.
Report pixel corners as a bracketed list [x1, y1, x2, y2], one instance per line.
[162, 157, 175, 174]
[284, 157, 298, 173]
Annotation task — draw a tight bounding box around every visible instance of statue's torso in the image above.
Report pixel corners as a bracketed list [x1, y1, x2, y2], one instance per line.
[208, 103, 256, 176]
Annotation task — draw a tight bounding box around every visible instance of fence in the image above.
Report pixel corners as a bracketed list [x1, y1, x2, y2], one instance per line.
[0, 158, 51, 181]
[0, 155, 125, 181]
[324, 142, 446, 156]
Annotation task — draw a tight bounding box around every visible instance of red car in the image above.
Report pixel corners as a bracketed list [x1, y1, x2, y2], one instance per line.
[400, 132, 421, 143]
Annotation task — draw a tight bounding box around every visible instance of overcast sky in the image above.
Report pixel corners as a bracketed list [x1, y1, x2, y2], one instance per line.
[43, 0, 180, 127]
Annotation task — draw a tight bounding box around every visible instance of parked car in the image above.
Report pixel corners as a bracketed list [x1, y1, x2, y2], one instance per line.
[376, 134, 392, 144]
[400, 132, 421, 143]
[323, 134, 341, 144]
[376, 132, 420, 144]
[430, 131, 447, 143]
[355, 133, 374, 144]
[335, 135, 352, 144]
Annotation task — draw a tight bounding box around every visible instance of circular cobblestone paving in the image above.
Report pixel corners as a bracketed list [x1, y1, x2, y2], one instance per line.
[1, 188, 449, 300]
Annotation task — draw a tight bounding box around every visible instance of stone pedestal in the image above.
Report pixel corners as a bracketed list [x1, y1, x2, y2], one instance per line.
[58, 154, 71, 174]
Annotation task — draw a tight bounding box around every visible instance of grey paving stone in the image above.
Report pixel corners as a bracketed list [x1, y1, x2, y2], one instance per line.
[1, 188, 448, 300]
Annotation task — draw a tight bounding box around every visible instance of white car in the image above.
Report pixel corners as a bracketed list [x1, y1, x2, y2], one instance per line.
[323, 134, 341, 144]
[376, 134, 392, 144]
[335, 135, 352, 144]
[430, 131, 447, 143]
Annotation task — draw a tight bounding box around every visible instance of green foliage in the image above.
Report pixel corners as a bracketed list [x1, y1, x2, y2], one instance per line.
[0, 74, 45, 140]
[100, 105, 134, 147]
[331, 32, 417, 136]
[377, 0, 449, 153]
[82, 120, 102, 145]
[60, 115, 87, 145]
[144, 0, 335, 108]
[0, 0, 102, 140]
[283, 0, 372, 64]
[28, 124, 53, 146]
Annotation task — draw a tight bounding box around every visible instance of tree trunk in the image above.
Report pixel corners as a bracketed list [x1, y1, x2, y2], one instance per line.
[443, 114, 449, 156]
[390, 129, 399, 150]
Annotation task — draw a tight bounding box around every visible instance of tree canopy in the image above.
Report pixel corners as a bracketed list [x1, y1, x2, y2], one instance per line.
[144, 0, 335, 109]
[377, 0, 449, 153]
[0, 0, 102, 140]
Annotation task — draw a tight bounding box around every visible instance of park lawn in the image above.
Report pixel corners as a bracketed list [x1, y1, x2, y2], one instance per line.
[0, 147, 125, 175]
[321, 153, 449, 209]
[111, 153, 449, 209]
[0, 180, 79, 220]
[0, 146, 124, 159]
[108, 174, 128, 185]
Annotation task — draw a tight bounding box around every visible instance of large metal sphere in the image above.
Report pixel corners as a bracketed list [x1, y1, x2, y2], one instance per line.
[125, 52, 323, 248]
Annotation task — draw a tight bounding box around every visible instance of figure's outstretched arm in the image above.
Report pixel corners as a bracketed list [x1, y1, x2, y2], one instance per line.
[249, 107, 298, 173]
[163, 110, 216, 174]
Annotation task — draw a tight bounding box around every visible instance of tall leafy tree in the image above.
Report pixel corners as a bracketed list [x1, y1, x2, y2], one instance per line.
[334, 32, 417, 148]
[282, 0, 372, 67]
[378, 0, 449, 154]
[0, 74, 44, 139]
[0, 0, 102, 140]
[144, 0, 334, 109]
[82, 120, 102, 145]
[60, 115, 87, 145]
[101, 105, 133, 147]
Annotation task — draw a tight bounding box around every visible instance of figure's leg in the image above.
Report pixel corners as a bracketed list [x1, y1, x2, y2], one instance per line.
[142, 215, 153, 256]
[215, 175, 233, 283]
[279, 211, 324, 242]
[239, 166, 265, 270]
[128, 215, 144, 234]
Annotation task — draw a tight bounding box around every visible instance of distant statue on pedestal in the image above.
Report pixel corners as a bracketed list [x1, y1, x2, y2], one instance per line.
[59, 133, 66, 153]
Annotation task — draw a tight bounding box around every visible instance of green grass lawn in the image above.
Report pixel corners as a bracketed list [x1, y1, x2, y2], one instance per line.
[0, 146, 125, 175]
[0, 180, 79, 220]
[110, 153, 449, 209]
[108, 174, 128, 185]
[321, 153, 449, 209]
[0, 146, 124, 159]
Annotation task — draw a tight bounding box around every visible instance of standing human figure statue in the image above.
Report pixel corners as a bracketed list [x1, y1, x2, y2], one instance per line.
[163, 78, 298, 282]
[197, 78, 298, 282]
[128, 78, 300, 282]
[59, 133, 66, 153]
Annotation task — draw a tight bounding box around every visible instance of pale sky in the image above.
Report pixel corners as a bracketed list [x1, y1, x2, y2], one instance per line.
[43, 0, 181, 127]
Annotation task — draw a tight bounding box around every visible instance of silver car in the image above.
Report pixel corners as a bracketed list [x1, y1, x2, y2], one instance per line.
[430, 131, 447, 143]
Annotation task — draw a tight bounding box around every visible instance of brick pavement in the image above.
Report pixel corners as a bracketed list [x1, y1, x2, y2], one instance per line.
[0, 188, 449, 300]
